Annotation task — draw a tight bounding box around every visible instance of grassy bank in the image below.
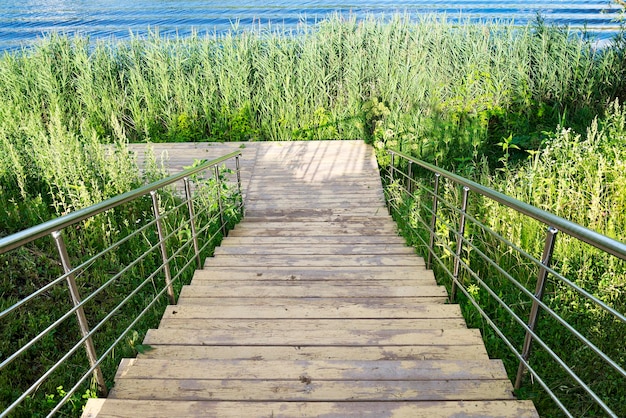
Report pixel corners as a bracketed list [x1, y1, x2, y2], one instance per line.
[1, 14, 625, 416]
[387, 100, 626, 416]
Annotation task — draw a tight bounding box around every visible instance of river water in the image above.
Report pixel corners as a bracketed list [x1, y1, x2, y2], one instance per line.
[0, 1, 623, 52]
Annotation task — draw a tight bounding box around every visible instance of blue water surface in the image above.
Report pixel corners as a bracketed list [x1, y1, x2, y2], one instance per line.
[0, 1, 623, 51]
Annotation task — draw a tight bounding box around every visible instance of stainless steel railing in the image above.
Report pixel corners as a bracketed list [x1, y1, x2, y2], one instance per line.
[0, 150, 243, 417]
[386, 149, 626, 418]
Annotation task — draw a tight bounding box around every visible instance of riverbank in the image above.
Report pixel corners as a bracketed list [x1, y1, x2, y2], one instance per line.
[1, 15, 625, 416]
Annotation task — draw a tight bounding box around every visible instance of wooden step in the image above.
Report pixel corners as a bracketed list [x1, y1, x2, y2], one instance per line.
[136, 344, 490, 361]
[221, 236, 408, 245]
[143, 328, 484, 347]
[176, 297, 450, 306]
[204, 255, 425, 268]
[190, 279, 432, 288]
[214, 244, 416, 255]
[84, 399, 539, 417]
[114, 358, 509, 381]
[157, 318, 468, 330]
[243, 208, 390, 217]
[178, 284, 446, 299]
[87, 141, 537, 418]
[191, 267, 434, 281]
[158, 303, 462, 319]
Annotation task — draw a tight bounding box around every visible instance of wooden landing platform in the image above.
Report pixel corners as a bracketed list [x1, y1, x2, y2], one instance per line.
[84, 141, 537, 417]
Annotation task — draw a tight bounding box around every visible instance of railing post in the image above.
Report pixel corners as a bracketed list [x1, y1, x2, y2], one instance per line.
[51, 230, 108, 396]
[235, 155, 242, 198]
[515, 226, 559, 389]
[451, 186, 470, 302]
[214, 165, 227, 237]
[388, 152, 395, 185]
[235, 155, 244, 216]
[183, 177, 201, 270]
[407, 161, 413, 195]
[427, 173, 441, 270]
[150, 191, 176, 305]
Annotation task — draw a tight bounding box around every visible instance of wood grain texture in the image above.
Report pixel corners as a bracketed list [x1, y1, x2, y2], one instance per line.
[84, 399, 539, 417]
[84, 141, 536, 417]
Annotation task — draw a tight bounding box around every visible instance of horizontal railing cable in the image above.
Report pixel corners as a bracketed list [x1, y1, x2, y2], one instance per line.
[0, 150, 243, 416]
[0, 151, 241, 255]
[386, 150, 625, 417]
[389, 150, 626, 260]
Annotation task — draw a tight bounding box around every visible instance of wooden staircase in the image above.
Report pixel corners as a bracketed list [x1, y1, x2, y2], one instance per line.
[83, 141, 538, 417]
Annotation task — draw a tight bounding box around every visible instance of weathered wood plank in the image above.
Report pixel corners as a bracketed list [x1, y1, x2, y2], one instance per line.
[157, 318, 467, 330]
[220, 236, 409, 245]
[242, 215, 393, 222]
[84, 399, 539, 418]
[243, 208, 391, 217]
[192, 268, 433, 281]
[160, 303, 461, 319]
[215, 245, 414, 256]
[247, 192, 384, 198]
[204, 255, 425, 267]
[137, 345, 490, 361]
[178, 284, 446, 298]
[143, 328, 484, 346]
[233, 221, 396, 229]
[227, 227, 398, 237]
[109, 379, 515, 402]
[243, 205, 389, 212]
[176, 296, 449, 306]
[190, 280, 435, 288]
[114, 358, 508, 381]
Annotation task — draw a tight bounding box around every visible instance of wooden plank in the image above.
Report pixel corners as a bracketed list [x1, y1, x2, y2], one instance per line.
[115, 359, 508, 381]
[203, 255, 425, 267]
[178, 285, 446, 298]
[246, 190, 383, 197]
[246, 199, 386, 206]
[160, 303, 462, 319]
[143, 328, 484, 346]
[246, 191, 384, 198]
[215, 244, 415, 256]
[244, 205, 389, 211]
[157, 318, 468, 330]
[109, 379, 515, 402]
[190, 279, 435, 288]
[221, 236, 409, 245]
[227, 229, 399, 237]
[192, 268, 433, 281]
[137, 345, 490, 361]
[243, 208, 391, 217]
[177, 297, 449, 306]
[246, 184, 383, 192]
[233, 221, 396, 229]
[242, 215, 394, 222]
[83, 399, 540, 418]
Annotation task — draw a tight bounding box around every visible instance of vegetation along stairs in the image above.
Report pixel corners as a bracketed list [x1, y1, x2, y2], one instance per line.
[83, 141, 538, 417]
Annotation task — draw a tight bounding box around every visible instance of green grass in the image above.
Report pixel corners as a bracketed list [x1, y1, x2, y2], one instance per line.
[1, 13, 626, 416]
[0, 162, 242, 416]
[385, 100, 626, 417]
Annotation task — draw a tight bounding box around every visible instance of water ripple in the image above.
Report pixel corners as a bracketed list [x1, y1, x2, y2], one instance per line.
[0, 1, 622, 51]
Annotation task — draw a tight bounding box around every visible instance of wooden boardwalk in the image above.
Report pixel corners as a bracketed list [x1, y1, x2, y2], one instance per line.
[84, 141, 538, 417]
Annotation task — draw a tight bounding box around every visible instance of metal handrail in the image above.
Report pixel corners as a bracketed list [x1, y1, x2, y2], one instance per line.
[389, 150, 626, 261]
[0, 151, 242, 255]
[386, 149, 626, 418]
[0, 150, 243, 417]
